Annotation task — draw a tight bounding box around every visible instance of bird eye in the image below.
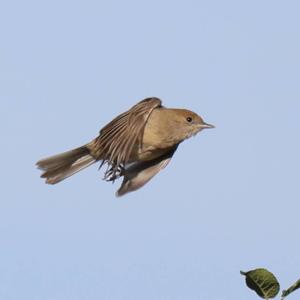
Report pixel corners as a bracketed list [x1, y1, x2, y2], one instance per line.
[186, 117, 193, 123]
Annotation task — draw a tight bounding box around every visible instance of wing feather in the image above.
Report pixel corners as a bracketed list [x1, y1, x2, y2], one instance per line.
[92, 97, 162, 180]
[116, 146, 178, 196]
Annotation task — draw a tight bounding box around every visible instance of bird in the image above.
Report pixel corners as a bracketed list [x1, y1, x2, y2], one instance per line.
[36, 97, 214, 196]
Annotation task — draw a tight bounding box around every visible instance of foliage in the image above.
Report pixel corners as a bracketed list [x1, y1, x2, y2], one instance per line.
[240, 268, 299, 300]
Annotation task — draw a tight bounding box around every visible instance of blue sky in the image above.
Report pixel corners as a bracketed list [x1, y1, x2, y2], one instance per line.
[1, 0, 300, 299]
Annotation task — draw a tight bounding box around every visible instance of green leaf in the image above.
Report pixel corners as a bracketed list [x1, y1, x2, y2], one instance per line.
[281, 278, 300, 299]
[240, 268, 280, 299]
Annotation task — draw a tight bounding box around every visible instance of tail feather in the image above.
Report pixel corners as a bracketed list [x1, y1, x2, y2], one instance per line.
[36, 146, 96, 184]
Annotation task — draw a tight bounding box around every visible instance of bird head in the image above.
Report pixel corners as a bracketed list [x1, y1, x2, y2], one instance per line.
[169, 109, 214, 142]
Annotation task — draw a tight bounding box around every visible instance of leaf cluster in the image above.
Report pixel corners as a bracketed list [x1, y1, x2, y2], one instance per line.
[240, 268, 300, 300]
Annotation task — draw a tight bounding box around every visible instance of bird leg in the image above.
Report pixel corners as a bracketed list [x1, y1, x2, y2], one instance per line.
[104, 164, 125, 182]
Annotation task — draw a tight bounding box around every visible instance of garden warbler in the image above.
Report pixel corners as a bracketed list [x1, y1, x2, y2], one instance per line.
[36, 97, 214, 196]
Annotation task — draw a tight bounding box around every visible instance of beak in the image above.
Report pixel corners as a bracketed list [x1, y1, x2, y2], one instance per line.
[200, 122, 215, 129]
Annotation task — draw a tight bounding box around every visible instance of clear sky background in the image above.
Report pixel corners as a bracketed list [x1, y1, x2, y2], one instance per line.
[1, 1, 300, 299]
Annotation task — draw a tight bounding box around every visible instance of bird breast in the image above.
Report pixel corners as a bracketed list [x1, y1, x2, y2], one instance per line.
[134, 109, 179, 162]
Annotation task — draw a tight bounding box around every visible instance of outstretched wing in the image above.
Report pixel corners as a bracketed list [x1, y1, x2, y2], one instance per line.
[116, 146, 178, 197]
[91, 97, 162, 180]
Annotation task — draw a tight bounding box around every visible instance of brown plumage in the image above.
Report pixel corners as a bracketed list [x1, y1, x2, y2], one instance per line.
[36, 97, 214, 196]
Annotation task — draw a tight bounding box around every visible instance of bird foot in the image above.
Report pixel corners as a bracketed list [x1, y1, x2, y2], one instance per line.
[104, 165, 125, 182]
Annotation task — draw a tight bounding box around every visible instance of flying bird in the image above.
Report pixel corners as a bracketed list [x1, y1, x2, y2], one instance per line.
[36, 97, 214, 196]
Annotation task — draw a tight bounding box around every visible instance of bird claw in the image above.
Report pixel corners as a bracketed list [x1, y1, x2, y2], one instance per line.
[104, 165, 125, 182]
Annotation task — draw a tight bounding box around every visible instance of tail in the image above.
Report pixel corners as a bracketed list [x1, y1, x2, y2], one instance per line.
[36, 145, 96, 184]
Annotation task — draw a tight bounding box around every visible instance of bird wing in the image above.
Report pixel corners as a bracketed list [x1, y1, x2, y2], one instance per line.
[92, 97, 162, 180]
[116, 146, 178, 197]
